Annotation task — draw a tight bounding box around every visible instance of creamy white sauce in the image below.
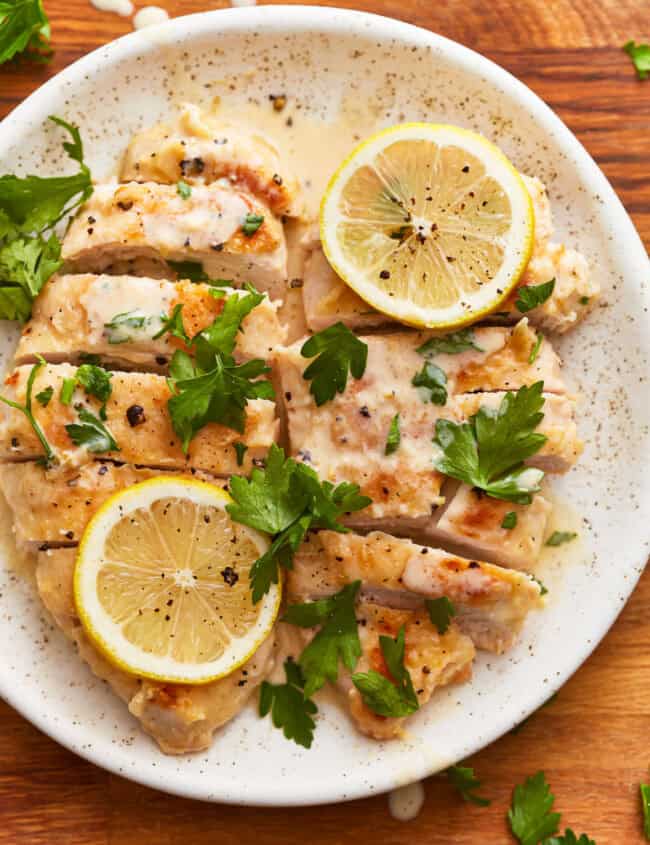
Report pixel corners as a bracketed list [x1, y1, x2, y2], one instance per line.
[388, 781, 425, 821]
[81, 276, 173, 345]
[133, 6, 169, 29]
[230, 0, 257, 6]
[90, 0, 134, 16]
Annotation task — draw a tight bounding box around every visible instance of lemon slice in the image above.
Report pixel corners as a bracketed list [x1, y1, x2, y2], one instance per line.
[74, 477, 279, 684]
[320, 123, 534, 328]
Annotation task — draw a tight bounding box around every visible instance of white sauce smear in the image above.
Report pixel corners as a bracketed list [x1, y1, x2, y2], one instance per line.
[388, 781, 425, 821]
[133, 6, 170, 28]
[90, 0, 134, 16]
[230, 0, 257, 6]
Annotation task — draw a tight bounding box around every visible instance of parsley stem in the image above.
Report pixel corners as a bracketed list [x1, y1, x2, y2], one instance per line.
[0, 358, 56, 465]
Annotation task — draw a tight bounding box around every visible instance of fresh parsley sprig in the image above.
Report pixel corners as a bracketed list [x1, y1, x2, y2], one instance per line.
[65, 406, 119, 453]
[446, 764, 491, 806]
[434, 382, 547, 504]
[0, 116, 92, 321]
[152, 303, 189, 344]
[283, 581, 361, 697]
[351, 626, 419, 718]
[227, 444, 371, 602]
[545, 831, 596, 845]
[508, 771, 561, 845]
[0, 0, 52, 65]
[259, 659, 317, 749]
[300, 322, 368, 406]
[515, 279, 556, 313]
[0, 355, 55, 465]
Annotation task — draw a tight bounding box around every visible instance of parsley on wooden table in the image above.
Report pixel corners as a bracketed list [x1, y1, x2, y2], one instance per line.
[0, 116, 92, 321]
[0, 0, 52, 65]
[508, 771, 596, 845]
[446, 764, 491, 806]
[433, 381, 547, 504]
[351, 625, 419, 718]
[623, 40, 650, 80]
[227, 443, 371, 602]
[426, 596, 456, 634]
[0, 355, 55, 464]
[300, 322, 368, 406]
[259, 659, 317, 749]
[515, 279, 556, 313]
[283, 581, 361, 697]
[640, 782, 650, 840]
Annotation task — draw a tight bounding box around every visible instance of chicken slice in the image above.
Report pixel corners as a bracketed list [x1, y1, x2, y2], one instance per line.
[120, 103, 301, 217]
[454, 391, 583, 473]
[289, 530, 543, 654]
[15, 274, 286, 371]
[426, 484, 552, 570]
[62, 182, 288, 299]
[36, 548, 274, 754]
[0, 364, 278, 474]
[343, 601, 475, 740]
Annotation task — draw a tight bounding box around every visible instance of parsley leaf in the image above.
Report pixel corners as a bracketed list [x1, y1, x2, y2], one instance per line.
[151, 303, 189, 344]
[104, 310, 151, 344]
[502, 511, 518, 529]
[233, 441, 248, 467]
[529, 333, 543, 365]
[284, 582, 361, 697]
[193, 286, 264, 366]
[0, 0, 52, 65]
[434, 382, 547, 504]
[167, 259, 209, 283]
[351, 626, 419, 718]
[35, 384, 53, 407]
[176, 180, 192, 199]
[0, 116, 92, 321]
[624, 40, 650, 80]
[544, 830, 596, 845]
[65, 407, 119, 454]
[640, 782, 650, 840]
[75, 364, 112, 419]
[59, 376, 76, 405]
[412, 361, 447, 405]
[446, 765, 491, 806]
[242, 213, 264, 236]
[227, 444, 371, 602]
[515, 279, 556, 313]
[508, 771, 561, 845]
[546, 531, 577, 547]
[426, 596, 456, 634]
[0, 355, 55, 464]
[385, 413, 401, 455]
[416, 328, 482, 357]
[259, 659, 317, 749]
[300, 322, 368, 406]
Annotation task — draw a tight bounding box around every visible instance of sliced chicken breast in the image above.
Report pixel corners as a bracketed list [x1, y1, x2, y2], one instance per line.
[288, 530, 544, 654]
[454, 391, 583, 473]
[120, 103, 301, 217]
[62, 182, 288, 299]
[0, 364, 278, 474]
[15, 274, 286, 371]
[36, 548, 275, 754]
[426, 483, 552, 570]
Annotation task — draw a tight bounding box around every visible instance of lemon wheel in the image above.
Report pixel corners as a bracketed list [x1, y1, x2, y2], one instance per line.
[320, 122, 535, 328]
[74, 477, 279, 684]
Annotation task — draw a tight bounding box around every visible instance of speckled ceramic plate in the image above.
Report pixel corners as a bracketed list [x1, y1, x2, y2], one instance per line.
[0, 6, 648, 806]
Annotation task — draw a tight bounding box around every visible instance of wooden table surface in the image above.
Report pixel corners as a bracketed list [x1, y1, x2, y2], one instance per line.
[1, 1, 649, 842]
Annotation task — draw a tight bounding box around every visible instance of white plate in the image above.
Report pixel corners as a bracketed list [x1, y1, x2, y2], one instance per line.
[0, 6, 648, 807]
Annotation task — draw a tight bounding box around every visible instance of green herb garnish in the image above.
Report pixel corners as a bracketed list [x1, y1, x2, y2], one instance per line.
[515, 279, 556, 313]
[502, 511, 518, 529]
[384, 413, 401, 455]
[65, 406, 118, 454]
[351, 626, 419, 718]
[104, 311, 151, 344]
[176, 180, 192, 199]
[545, 531, 577, 547]
[259, 659, 317, 749]
[416, 328, 482, 357]
[300, 322, 368, 406]
[0, 356, 55, 464]
[446, 764, 491, 806]
[624, 41, 650, 80]
[0, 0, 52, 65]
[426, 596, 456, 634]
[412, 360, 447, 405]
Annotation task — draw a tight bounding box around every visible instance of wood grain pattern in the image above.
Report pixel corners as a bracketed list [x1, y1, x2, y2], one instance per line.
[0, 1, 649, 843]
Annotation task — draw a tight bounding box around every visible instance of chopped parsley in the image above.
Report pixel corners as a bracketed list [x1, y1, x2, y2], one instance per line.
[0, 116, 92, 321]
[167, 260, 210, 283]
[259, 659, 317, 749]
[0, 356, 55, 465]
[300, 322, 368, 406]
[152, 303, 190, 344]
[176, 180, 192, 199]
[433, 382, 547, 504]
[58, 364, 112, 419]
[0, 0, 52, 65]
[446, 765, 491, 806]
[426, 596, 456, 634]
[623, 40, 650, 80]
[241, 213, 264, 237]
[35, 384, 53, 407]
[412, 360, 447, 405]
[515, 279, 556, 313]
[227, 444, 370, 602]
[351, 626, 419, 718]
[233, 441, 248, 467]
[283, 582, 361, 697]
[502, 511, 518, 529]
[531, 575, 548, 596]
[529, 333, 543, 365]
[384, 413, 401, 455]
[640, 782, 650, 840]
[104, 310, 151, 344]
[65, 406, 119, 453]
[546, 531, 577, 547]
[59, 377, 76, 405]
[579, 295, 590, 306]
[416, 328, 482, 357]
[508, 772, 561, 845]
